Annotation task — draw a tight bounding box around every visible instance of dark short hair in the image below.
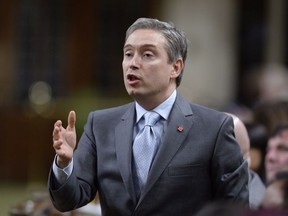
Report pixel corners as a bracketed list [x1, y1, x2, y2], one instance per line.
[125, 17, 188, 87]
[270, 123, 288, 138]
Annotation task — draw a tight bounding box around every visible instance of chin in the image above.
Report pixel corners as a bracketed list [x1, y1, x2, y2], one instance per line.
[126, 89, 137, 98]
[129, 91, 147, 102]
[126, 87, 139, 96]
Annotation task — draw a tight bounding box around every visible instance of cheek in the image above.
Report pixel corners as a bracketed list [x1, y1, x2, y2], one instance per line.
[147, 72, 167, 86]
[147, 65, 170, 79]
[280, 154, 288, 164]
[122, 61, 127, 70]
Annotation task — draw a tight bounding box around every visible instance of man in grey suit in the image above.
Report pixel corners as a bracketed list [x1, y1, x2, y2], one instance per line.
[49, 17, 249, 215]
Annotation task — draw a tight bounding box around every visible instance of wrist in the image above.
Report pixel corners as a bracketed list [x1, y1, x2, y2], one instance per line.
[56, 155, 71, 169]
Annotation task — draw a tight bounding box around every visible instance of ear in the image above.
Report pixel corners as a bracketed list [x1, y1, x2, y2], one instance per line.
[170, 59, 184, 78]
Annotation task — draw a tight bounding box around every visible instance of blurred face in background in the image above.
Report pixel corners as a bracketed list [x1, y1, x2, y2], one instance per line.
[265, 128, 288, 184]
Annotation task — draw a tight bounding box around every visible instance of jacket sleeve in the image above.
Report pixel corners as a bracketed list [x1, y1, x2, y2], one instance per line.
[48, 112, 98, 212]
[211, 115, 249, 204]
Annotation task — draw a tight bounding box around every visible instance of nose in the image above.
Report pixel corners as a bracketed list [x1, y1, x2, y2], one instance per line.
[129, 55, 140, 70]
[265, 148, 277, 163]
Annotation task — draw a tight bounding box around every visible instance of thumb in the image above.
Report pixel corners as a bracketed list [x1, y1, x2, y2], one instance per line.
[67, 110, 76, 130]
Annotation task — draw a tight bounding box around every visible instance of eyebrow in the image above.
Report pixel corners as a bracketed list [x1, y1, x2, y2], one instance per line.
[123, 43, 158, 50]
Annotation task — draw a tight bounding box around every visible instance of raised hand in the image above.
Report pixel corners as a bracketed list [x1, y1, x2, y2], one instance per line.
[52, 111, 77, 168]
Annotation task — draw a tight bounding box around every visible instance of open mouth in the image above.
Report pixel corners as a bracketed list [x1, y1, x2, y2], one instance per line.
[127, 74, 140, 83]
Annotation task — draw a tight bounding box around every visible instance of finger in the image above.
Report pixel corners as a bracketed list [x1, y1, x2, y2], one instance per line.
[54, 120, 62, 128]
[67, 110, 76, 131]
[52, 127, 61, 140]
[56, 149, 67, 159]
[53, 139, 63, 150]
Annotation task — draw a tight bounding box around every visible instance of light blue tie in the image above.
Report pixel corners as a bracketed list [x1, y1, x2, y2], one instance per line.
[133, 111, 161, 195]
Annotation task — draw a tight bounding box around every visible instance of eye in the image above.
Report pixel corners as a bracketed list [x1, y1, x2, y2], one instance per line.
[277, 144, 288, 152]
[124, 50, 133, 58]
[143, 52, 154, 58]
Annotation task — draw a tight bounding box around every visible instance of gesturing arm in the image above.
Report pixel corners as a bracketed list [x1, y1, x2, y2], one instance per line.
[48, 111, 97, 212]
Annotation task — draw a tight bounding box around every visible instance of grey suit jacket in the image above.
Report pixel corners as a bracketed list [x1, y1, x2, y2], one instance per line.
[48, 94, 249, 215]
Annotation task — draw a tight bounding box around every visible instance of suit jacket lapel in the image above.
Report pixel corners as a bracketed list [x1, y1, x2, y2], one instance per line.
[139, 95, 194, 201]
[115, 103, 138, 204]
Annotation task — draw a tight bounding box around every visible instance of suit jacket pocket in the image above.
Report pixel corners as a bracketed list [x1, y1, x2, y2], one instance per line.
[168, 164, 206, 177]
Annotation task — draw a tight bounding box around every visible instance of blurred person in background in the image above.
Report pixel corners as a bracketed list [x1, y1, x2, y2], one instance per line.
[246, 123, 268, 181]
[48, 17, 248, 216]
[265, 124, 288, 185]
[226, 63, 288, 183]
[253, 100, 288, 135]
[224, 63, 288, 128]
[242, 63, 288, 111]
[261, 172, 288, 211]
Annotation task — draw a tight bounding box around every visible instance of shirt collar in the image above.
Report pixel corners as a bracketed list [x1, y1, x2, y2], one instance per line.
[135, 90, 177, 123]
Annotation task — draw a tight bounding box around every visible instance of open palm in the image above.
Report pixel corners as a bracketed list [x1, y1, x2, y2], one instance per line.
[53, 111, 77, 168]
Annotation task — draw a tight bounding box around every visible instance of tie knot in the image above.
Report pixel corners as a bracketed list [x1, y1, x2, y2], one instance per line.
[144, 111, 160, 127]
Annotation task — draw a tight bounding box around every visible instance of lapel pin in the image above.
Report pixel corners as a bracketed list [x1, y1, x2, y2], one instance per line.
[177, 126, 184, 132]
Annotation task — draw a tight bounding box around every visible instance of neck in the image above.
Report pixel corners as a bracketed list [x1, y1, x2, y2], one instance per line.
[135, 88, 176, 110]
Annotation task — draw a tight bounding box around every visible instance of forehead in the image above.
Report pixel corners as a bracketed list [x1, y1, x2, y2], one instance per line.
[124, 29, 167, 48]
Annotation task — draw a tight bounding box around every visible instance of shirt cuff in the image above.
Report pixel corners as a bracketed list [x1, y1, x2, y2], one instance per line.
[52, 155, 73, 184]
